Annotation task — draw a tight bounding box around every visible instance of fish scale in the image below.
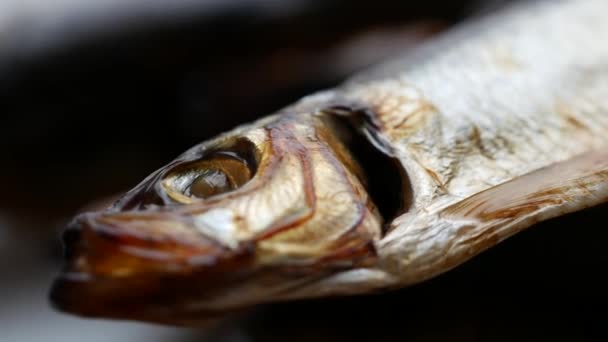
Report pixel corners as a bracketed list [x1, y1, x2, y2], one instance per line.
[339, 0, 608, 207]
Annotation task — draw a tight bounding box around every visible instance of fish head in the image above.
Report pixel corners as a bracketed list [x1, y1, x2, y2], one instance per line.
[50, 110, 388, 325]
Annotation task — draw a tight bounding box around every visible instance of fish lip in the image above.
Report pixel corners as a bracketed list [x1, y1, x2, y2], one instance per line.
[48, 272, 232, 325]
[49, 271, 94, 316]
[49, 249, 262, 325]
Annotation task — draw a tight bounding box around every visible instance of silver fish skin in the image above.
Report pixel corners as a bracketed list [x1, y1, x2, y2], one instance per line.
[287, 0, 608, 297]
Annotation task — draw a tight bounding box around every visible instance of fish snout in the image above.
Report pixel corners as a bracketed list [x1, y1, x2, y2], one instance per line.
[61, 211, 251, 275]
[50, 211, 257, 323]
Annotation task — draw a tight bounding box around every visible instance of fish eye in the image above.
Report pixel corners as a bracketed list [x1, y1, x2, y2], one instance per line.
[161, 139, 259, 203]
[187, 168, 233, 198]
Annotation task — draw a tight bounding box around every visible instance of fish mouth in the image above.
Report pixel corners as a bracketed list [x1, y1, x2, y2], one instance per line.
[49, 268, 246, 326]
[49, 212, 257, 325]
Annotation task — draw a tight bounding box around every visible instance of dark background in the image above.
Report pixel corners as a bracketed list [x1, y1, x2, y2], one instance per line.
[1, 0, 606, 341]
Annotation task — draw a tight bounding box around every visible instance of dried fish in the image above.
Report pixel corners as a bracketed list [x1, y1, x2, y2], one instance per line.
[51, 0, 608, 325]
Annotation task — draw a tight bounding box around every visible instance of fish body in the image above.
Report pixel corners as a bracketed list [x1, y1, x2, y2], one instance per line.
[333, 0, 608, 290]
[51, 0, 608, 325]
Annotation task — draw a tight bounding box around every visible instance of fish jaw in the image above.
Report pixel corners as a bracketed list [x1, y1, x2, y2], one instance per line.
[49, 210, 259, 325]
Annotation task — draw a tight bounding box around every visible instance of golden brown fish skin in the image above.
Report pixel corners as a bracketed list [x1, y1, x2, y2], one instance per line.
[51, 0, 608, 325]
[51, 111, 383, 324]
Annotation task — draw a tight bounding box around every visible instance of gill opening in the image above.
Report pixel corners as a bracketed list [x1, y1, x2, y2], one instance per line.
[321, 106, 413, 233]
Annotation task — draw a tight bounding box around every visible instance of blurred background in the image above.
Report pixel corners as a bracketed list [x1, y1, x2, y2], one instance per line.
[1, 0, 606, 341]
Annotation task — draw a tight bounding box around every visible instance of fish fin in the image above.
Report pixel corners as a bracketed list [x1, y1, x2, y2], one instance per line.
[441, 150, 608, 251]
